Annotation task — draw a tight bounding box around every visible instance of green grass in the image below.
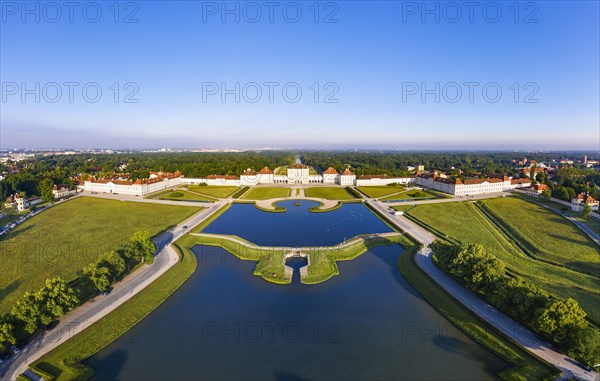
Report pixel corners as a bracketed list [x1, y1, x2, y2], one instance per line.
[391, 205, 415, 212]
[380, 189, 442, 201]
[356, 186, 405, 198]
[231, 186, 250, 199]
[187, 185, 239, 198]
[274, 166, 287, 175]
[241, 187, 291, 200]
[406, 201, 600, 323]
[158, 190, 216, 202]
[31, 239, 197, 381]
[480, 197, 599, 275]
[304, 187, 356, 200]
[302, 234, 412, 284]
[183, 233, 410, 284]
[397, 246, 558, 381]
[0, 197, 202, 314]
[517, 195, 600, 236]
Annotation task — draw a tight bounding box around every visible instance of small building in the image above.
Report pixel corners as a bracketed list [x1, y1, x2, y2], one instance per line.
[521, 184, 549, 197]
[322, 167, 339, 184]
[52, 184, 77, 199]
[571, 194, 599, 212]
[4, 194, 43, 212]
[339, 168, 356, 186]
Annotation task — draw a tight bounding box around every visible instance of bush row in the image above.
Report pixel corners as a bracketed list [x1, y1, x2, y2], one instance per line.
[431, 240, 599, 368]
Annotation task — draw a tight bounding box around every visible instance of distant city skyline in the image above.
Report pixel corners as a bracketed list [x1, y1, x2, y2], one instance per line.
[1, 1, 599, 150]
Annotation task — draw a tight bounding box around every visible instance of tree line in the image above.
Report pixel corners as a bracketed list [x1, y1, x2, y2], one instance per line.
[0, 231, 156, 354]
[431, 240, 599, 367]
[2, 151, 598, 203]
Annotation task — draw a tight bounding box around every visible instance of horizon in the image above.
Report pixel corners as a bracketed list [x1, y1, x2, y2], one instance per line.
[1, 1, 599, 150]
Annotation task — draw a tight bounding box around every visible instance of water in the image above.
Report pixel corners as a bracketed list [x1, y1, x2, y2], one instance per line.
[204, 201, 392, 246]
[85, 204, 508, 380]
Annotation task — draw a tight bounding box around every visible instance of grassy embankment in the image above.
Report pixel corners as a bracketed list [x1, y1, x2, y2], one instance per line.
[186, 185, 239, 198]
[241, 187, 291, 200]
[304, 187, 356, 200]
[514, 194, 600, 238]
[398, 246, 559, 381]
[356, 186, 406, 198]
[479, 197, 599, 276]
[0, 196, 201, 314]
[30, 241, 197, 381]
[380, 189, 448, 201]
[157, 190, 216, 202]
[404, 199, 600, 324]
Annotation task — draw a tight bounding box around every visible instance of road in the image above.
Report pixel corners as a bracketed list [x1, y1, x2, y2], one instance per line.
[367, 199, 599, 381]
[1, 200, 225, 381]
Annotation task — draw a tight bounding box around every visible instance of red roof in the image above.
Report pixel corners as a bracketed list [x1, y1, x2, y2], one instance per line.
[341, 168, 354, 176]
[258, 166, 273, 175]
[323, 167, 338, 175]
[242, 169, 256, 176]
[289, 163, 307, 169]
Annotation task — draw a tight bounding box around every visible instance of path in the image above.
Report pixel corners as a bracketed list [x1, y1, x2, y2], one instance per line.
[2, 201, 226, 381]
[190, 231, 401, 251]
[367, 200, 599, 381]
[254, 196, 338, 211]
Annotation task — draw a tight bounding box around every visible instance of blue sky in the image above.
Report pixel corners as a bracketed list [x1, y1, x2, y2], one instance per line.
[1, 0, 598, 150]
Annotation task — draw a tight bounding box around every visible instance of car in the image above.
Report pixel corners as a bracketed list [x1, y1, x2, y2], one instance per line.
[10, 346, 20, 355]
[183, 225, 188, 229]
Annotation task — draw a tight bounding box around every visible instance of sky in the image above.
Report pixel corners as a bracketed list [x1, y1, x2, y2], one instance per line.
[0, 0, 599, 150]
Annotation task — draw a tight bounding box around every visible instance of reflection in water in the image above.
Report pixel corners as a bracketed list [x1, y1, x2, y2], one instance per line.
[203, 201, 392, 247]
[285, 257, 308, 284]
[86, 246, 507, 381]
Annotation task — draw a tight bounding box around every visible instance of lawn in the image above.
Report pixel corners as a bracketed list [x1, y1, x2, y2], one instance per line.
[187, 185, 239, 198]
[391, 205, 415, 212]
[518, 195, 600, 235]
[158, 190, 216, 202]
[397, 246, 558, 381]
[381, 189, 443, 201]
[406, 201, 600, 323]
[480, 197, 600, 275]
[304, 187, 355, 200]
[356, 186, 405, 198]
[0, 197, 202, 313]
[31, 240, 197, 381]
[241, 187, 291, 200]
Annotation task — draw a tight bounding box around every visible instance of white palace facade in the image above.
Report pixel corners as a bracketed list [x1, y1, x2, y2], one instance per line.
[81, 166, 531, 197]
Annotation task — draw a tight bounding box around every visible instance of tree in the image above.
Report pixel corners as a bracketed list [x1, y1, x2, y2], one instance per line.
[567, 327, 600, 367]
[11, 292, 42, 334]
[0, 318, 16, 350]
[36, 278, 79, 322]
[130, 231, 157, 264]
[83, 263, 111, 292]
[582, 203, 592, 219]
[97, 250, 126, 280]
[541, 189, 551, 201]
[38, 178, 55, 203]
[533, 298, 588, 344]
